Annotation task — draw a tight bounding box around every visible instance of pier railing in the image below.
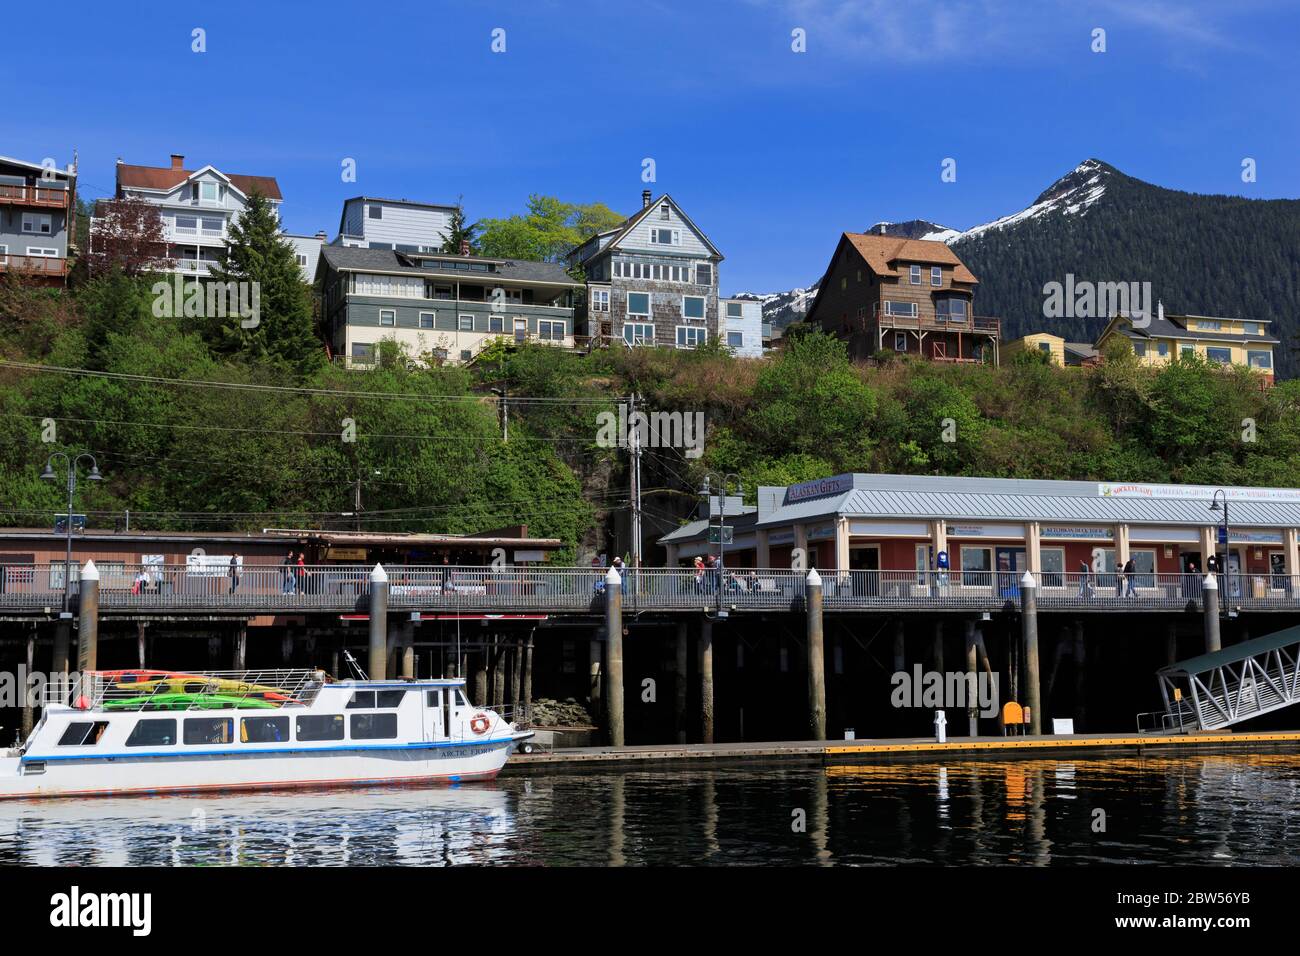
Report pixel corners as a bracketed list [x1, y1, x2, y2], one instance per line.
[0, 565, 1297, 614]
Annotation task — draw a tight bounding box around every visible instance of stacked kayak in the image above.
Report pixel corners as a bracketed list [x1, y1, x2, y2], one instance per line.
[103, 672, 294, 710]
[104, 693, 279, 711]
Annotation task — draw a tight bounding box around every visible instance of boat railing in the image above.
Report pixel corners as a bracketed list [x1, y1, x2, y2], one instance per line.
[82, 668, 327, 712]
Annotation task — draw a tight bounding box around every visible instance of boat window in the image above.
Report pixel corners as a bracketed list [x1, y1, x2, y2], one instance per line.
[297, 715, 345, 741]
[346, 691, 376, 709]
[57, 721, 110, 746]
[350, 713, 399, 740]
[376, 690, 407, 708]
[126, 719, 177, 747]
[455, 689, 469, 707]
[184, 718, 234, 745]
[241, 716, 290, 744]
[426, 690, 442, 708]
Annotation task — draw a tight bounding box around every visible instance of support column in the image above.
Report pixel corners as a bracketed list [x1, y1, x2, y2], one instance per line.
[932, 619, 944, 672]
[964, 618, 978, 737]
[1026, 521, 1042, 574]
[699, 618, 714, 744]
[521, 631, 534, 721]
[891, 618, 905, 675]
[491, 634, 505, 706]
[806, 569, 826, 741]
[665, 543, 680, 567]
[367, 564, 389, 681]
[52, 621, 70, 680]
[674, 621, 689, 744]
[756, 529, 771, 569]
[1072, 619, 1086, 731]
[1021, 571, 1042, 735]
[138, 622, 148, 669]
[834, 518, 850, 573]
[1203, 574, 1221, 653]
[1285, 528, 1300, 579]
[1165, 621, 1179, 666]
[605, 568, 625, 747]
[400, 621, 415, 679]
[20, 629, 35, 738]
[473, 651, 488, 707]
[76, 560, 100, 674]
[233, 624, 247, 670]
[589, 635, 603, 724]
[1116, 523, 1131, 569]
[794, 524, 809, 568]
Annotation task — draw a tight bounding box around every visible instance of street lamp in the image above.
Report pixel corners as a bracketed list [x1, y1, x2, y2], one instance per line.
[698, 472, 742, 614]
[1209, 489, 1229, 614]
[41, 452, 103, 613]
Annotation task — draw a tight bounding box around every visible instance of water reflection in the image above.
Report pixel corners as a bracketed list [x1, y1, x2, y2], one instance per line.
[1, 754, 1299, 866]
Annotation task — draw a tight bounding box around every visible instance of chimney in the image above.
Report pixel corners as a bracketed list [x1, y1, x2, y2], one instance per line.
[315, 230, 327, 241]
[459, 239, 470, 256]
[642, 189, 652, 209]
[1157, 300, 1164, 323]
[170, 153, 185, 170]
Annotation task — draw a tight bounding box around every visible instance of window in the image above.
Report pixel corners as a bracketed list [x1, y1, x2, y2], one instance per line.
[1157, 341, 1169, 357]
[695, 263, 713, 286]
[682, 295, 705, 319]
[368, 204, 383, 219]
[489, 315, 504, 333]
[726, 301, 742, 318]
[1133, 341, 1146, 357]
[433, 284, 454, 300]
[201, 217, 223, 234]
[460, 349, 472, 362]
[241, 717, 290, 743]
[199, 182, 222, 204]
[910, 265, 922, 285]
[1206, 347, 1232, 365]
[960, 546, 991, 586]
[623, 323, 655, 346]
[1248, 349, 1272, 369]
[1180, 345, 1195, 359]
[296, 254, 309, 268]
[1243, 322, 1262, 335]
[0, 244, 7, 264]
[935, 298, 967, 322]
[880, 300, 918, 318]
[379, 309, 395, 327]
[184, 718, 234, 745]
[27, 247, 58, 258]
[346, 691, 376, 709]
[930, 266, 942, 286]
[727, 331, 744, 349]
[676, 326, 707, 348]
[296, 715, 345, 741]
[659, 203, 670, 221]
[591, 289, 610, 312]
[22, 213, 52, 234]
[351, 343, 374, 363]
[351, 713, 399, 740]
[1129, 549, 1157, 588]
[650, 228, 680, 245]
[426, 690, 443, 707]
[1040, 548, 1065, 588]
[539, 320, 566, 341]
[1195, 319, 1221, 331]
[57, 721, 109, 746]
[419, 312, 435, 329]
[126, 719, 177, 747]
[627, 292, 650, 316]
[458, 314, 474, 331]
[894, 332, 907, 352]
[1038, 342, 1052, 354]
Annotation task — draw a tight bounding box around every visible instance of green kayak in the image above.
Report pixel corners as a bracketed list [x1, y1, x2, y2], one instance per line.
[104, 693, 279, 712]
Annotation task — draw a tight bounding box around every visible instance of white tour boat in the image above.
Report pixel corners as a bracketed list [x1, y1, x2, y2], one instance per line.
[0, 666, 533, 799]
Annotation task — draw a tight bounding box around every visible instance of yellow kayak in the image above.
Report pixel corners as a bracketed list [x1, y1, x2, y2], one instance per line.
[112, 676, 290, 700]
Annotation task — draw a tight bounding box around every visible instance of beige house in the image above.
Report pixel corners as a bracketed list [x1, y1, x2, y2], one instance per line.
[1004, 332, 1066, 365]
[1095, 305, 1278, 382]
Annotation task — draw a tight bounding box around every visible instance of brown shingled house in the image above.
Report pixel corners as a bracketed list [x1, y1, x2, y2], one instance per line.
[805, 231, 999, 364]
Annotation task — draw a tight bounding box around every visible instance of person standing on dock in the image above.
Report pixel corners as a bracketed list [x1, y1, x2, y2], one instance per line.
[229, 555, 241, 595]
[282, 550, 296, 594]
[1122, 557, 1137, 597]
[1077, 558, 1094, 598]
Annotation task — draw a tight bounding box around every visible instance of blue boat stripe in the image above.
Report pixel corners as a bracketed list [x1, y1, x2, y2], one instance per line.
[22, 736, 515, 763]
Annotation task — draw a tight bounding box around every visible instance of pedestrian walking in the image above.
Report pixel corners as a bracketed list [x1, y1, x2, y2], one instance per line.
[282, 550, 296, 594]
[1122, 557, 1137, 597]
[296, 552, 308, 595]
[229, 555, 241, 595]
[1077, 559, 1094, 598]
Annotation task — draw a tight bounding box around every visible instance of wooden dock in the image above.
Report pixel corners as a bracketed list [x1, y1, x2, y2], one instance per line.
[503, 730, 1300, 773]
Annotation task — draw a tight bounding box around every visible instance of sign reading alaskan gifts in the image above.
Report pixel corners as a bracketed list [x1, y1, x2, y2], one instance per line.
[784, 474, 854, 505]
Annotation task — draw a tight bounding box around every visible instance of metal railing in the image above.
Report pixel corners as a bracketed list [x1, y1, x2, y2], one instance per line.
[0, 183, 69, 208]
[1, 565, 1298, 614]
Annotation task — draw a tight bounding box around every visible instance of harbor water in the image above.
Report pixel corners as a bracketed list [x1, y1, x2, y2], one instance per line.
[3, 754, 1300, 866]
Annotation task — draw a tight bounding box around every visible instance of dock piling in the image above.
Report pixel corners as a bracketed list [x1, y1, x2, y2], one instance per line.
[76, 560, 100, 674]
[367, 564, 388, 681]
[1202, 575, 1221, 653]
[675, 621, 688, 744]
[806, 569, 826, 741]
[605, 568, 625, 747]
[699, 618, 714, 744]
[1020, 571, 1042, 735]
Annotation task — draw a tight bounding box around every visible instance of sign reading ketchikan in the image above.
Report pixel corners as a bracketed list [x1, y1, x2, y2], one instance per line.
[1097, 483, 1300, 503]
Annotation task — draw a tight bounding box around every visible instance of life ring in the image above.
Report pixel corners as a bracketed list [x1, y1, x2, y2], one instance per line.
[470, 713, 491, 735]
[74, 696, 91, 710]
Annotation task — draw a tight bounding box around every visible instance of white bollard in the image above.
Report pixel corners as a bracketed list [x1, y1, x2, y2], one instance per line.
[934, 709, 948, 744]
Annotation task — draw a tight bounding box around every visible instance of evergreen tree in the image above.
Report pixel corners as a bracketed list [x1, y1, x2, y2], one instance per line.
[439, 196, 479, 255]
[208, 191, 322, 376]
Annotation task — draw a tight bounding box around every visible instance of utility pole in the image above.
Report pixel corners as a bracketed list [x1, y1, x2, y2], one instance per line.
[630, 392, 643, 573]
[354, 475, 362, 532]
[491, 384, 508, 442]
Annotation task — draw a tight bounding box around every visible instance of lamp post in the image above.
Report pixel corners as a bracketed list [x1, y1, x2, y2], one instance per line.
[40, 452, 103, 613]
[1209, 489, 1229, 616]
[698, 472, 742, 615]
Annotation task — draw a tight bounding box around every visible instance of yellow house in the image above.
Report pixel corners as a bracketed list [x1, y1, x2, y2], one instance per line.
[1004, 332, 1066, 365]
[1094, 305, 1278, 382]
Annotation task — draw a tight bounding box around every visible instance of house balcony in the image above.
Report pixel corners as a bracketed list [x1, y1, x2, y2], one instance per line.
[0, 254, 68, 278]
[0, 184, 70, 209]
[877, 312, 1000, 336]
[165, 224, 227, 244]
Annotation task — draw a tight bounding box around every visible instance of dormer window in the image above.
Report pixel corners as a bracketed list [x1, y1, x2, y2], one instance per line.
[910, 265, 921, 285]
[659, 203, 670, 221]
[198, 182, 222, 205]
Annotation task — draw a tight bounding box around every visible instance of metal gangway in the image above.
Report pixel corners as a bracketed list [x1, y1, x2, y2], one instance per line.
[1146, 624, 1300, 732]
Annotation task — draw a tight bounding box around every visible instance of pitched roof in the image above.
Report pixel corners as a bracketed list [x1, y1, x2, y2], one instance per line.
[1103, 313, 1280, 346]
[570, 193, 722, 263]
[116, 162, 283, 201]
[318, 244, 580, 285]
[844, 232, 978, 284]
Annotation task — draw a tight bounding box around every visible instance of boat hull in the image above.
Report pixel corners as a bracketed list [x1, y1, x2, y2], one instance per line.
[0, 740, 512, 800]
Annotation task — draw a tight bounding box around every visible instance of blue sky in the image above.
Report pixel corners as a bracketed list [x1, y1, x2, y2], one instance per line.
[5, 0, 1298, 294]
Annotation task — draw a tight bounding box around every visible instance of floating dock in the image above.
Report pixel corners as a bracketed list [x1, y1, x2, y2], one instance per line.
[504, 730, 1300, 773]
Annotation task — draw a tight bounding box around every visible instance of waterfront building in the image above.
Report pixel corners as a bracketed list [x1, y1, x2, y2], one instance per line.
[101, 153, 283, 276]
[0, 153, 77, 286]
[568, 190, 724, 350]
[658, 472, 1300, 585]
[805, 231, 999, 364]
[317, 245, 582, 367]
[333, 196, 458, 252]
